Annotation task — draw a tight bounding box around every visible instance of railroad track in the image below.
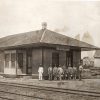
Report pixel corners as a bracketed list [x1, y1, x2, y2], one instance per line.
[0, 89, 44, 100]
[0, 81, 45, 100]
[0, 81, 99, 100]
[0, 96, 14, 100]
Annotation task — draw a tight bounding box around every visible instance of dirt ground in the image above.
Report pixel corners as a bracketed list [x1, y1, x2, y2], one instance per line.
[0, 78, 100, 100]
[0, 78, 100, 92]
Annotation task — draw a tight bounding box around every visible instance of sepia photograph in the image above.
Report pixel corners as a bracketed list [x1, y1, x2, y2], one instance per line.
[0, 0, 100, 100]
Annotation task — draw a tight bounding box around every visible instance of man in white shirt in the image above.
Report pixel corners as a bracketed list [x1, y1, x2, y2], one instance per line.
[79, 64, 83, 81]
[53, 65, 58, 80]
[58, 65, 64, 81]
[38, 64, 44, 80]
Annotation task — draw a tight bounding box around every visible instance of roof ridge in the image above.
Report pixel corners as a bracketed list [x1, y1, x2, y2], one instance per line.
[40, 29, 47, 42]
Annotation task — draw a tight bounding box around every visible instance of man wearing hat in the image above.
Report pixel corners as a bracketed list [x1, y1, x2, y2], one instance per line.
[48, 64, 53, 80]
[58, 65, 64, 81]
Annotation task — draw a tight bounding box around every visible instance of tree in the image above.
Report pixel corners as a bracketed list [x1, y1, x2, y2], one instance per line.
[82, 57, 94, 69]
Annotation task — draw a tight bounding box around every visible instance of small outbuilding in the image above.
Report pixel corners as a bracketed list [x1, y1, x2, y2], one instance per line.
[94, 50, 100, 67]
[0, 23, 98, 78]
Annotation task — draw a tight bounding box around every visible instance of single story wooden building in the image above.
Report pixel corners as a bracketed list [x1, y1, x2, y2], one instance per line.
[94, 50, 100, 67]
[0, 23, 98, 78]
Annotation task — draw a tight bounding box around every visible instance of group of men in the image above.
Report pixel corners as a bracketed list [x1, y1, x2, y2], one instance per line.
[38, 64, 83, 81]
[48, 64, 64, 81]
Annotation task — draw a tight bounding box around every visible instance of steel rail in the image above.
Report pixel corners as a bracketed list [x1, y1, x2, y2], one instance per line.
[0, 81, 99, 98]
[0, 90, 44, 99]
[0, 96, 14, 100]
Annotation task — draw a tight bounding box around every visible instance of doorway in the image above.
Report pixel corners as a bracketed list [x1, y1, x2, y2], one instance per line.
[52, 52, 59, 67]
[66, 51, 73, 67]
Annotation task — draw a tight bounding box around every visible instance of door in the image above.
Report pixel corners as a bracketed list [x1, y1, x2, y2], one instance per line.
[66, 51, 73, 67]
[52, 52, 59, 67]
[17, 50, 26, 75]
[17, 53, 23, 74]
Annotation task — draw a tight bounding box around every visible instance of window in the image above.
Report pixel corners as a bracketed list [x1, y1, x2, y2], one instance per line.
[11, 53, 16, 68]
[18, 53, 23, 68]
[5, 54, 10, 68]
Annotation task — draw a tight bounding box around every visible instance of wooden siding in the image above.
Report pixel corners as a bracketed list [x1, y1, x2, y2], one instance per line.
[32, 48, 42, 74]
[0, 51, 4, 73]
[94, 58, 100, 67]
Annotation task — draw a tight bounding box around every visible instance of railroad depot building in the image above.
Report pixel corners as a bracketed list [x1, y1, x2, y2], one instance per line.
[0, 24, 98, 78]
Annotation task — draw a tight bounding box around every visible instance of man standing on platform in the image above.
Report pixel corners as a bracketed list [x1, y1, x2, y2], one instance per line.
[53, 65, 58, 80]
[58, 65, 64, 81]
[68, 64, 72, 80]
[73, 66, 77, 80]
[48, 64, 53, 80]
[79, 64, 83, 81]
[62, 64, 66, 80]
[38, 64, 44, 80]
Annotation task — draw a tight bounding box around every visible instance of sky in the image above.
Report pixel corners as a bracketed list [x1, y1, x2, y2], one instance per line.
[0, 0, 100, 47]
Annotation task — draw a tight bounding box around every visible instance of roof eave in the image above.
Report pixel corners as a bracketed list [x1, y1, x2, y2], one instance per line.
[0, 42, 99, 51]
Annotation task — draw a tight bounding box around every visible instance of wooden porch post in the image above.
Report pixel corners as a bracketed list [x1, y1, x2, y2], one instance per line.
[16, 53, 17, 76]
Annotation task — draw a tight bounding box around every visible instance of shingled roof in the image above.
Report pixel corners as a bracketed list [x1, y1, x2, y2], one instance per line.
[0, 29, 98, 50]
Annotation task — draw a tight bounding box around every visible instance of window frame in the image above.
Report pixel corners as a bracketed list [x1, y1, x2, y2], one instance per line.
[5, 53, 10, 68]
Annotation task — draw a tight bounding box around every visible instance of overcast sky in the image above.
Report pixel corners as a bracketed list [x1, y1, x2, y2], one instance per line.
[0, 0, 100, 47]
